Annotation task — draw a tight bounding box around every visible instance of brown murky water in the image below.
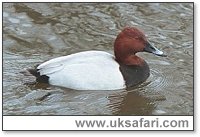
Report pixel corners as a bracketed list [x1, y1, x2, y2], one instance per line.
[3, 3, 193, 115]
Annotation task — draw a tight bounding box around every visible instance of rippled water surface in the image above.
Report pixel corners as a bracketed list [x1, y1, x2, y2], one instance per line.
[3, 3, 193, 115]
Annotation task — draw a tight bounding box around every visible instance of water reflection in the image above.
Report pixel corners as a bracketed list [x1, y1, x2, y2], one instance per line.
[20, 81, 164, 115]
[108, 90, 155, 115]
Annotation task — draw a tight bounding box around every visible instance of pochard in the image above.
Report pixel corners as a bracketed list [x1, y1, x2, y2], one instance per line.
[28, 27, 165, 90]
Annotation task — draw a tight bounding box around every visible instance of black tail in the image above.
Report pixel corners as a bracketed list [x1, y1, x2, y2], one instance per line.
[27, 69, 49, 83]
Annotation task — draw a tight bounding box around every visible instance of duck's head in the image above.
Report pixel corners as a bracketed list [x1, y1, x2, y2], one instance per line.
[114, 27, 166, 64]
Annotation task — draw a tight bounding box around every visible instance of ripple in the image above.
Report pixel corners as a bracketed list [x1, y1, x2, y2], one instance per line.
[148, 68, 174, 90]
[8, 17, 20, 24]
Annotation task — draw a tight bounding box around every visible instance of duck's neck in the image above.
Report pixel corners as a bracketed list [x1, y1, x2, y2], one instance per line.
[115, 53, 145, 66]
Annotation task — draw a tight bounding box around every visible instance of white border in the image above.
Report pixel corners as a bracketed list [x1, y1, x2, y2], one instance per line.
[3, 116, 193, 131]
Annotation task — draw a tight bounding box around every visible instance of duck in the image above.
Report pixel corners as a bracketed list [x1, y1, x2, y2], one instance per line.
[28, 27, 166, 90]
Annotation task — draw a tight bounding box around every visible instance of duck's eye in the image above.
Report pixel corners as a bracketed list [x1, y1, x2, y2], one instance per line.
[134, 37, 142, 40]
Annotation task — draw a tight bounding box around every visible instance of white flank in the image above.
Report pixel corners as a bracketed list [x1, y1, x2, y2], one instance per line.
[37, 51, 125, 90]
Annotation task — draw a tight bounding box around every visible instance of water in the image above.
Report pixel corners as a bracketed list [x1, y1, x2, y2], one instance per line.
[3, 3, 193, 115]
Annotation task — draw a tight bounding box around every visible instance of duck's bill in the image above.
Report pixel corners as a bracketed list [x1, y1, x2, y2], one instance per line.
[144, 42, 167, 57]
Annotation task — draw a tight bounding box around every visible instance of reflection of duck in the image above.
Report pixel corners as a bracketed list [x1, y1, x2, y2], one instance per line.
[28, 27, 165, 90]
[107, 89, 155, 115]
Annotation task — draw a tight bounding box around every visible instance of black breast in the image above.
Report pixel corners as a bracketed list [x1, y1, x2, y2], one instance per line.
[119, 61, 150, 88]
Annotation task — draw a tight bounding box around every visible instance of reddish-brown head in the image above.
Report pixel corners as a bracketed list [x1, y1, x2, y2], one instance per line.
[114, 27, 165, 65]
